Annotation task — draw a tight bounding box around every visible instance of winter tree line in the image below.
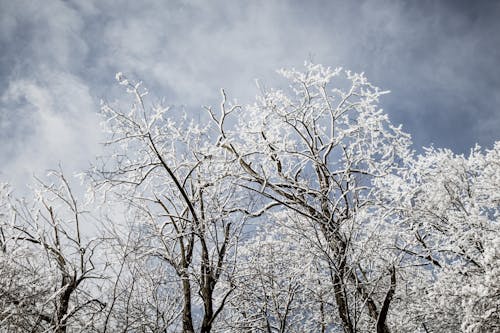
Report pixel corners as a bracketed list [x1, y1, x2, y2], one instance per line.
[0, 64, 498, 333]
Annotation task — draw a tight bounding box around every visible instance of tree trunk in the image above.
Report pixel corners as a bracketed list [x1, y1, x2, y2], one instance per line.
[376, 267, 396, 333]
[200, 243, 214, 333]
[54, 275, 75, 333]
[182, 276, 195, 333]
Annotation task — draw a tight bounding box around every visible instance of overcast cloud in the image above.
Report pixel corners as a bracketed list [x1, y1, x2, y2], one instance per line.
[1, 0, 499, 190]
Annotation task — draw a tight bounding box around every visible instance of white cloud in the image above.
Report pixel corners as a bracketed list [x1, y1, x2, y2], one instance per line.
[0, 71, 101, 190]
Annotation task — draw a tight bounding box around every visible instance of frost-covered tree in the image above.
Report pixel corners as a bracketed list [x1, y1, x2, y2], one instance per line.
[1, 63, 498, 333]
[218, 216, 340, 333]
[208, 63, 412, 332]
[0, 171, 105, 333]
[87, 74, 248, 332]
[378, 143, 500, 332]
[97, 221, 182, 333]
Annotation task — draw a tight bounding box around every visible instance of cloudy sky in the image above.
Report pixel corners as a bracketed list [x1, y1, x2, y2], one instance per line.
[1, 0, 499, 190]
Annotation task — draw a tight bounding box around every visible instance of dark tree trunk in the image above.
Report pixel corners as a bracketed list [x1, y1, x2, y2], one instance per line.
[54, 275, 76, 333]
[376, 267, 396, 333]
[182, 277, 195, 333]
[200, 240, 215, 333]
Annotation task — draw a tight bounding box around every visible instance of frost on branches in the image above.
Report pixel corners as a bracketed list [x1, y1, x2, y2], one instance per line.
[0, 172, 105, 332]
[0, 63, 498, 333]
[379, 143, 500, 332]
[87, 73, 248, 333]
[209, 63, 413, 332]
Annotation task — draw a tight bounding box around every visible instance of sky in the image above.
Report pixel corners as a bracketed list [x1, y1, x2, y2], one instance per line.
[1, 0, 499, 190]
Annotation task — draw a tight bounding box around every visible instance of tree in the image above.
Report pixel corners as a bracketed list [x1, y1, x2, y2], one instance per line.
[98, 220, 182, 332]
[219, 217, 338, 333]
[1, 63, 498, 333]
[0, 170, 105, 332]
[377, 143, 500, 332]
[86, 73, 248, 332]
[208, 63, 413, 332]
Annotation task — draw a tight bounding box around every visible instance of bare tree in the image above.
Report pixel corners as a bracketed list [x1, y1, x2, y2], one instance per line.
[219, 220, 337, 333]
[98, 218, 182, 333]
[208, 63, 412, 332]
[87, 74, 247, 332]
[0, 170, 105, 332]
[1, 63, 497, 333]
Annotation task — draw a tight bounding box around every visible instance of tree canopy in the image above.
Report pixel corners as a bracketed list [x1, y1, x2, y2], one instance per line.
[1, 64, 498, 333]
